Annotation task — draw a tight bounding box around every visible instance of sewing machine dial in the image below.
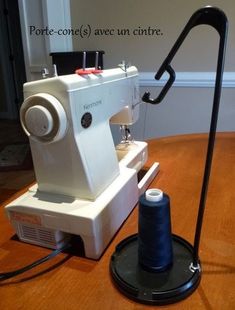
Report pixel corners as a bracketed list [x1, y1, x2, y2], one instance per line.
[25, 105, 53, 137]
[20, 93, 67, 143]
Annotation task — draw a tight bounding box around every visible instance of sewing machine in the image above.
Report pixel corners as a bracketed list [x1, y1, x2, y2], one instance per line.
[5, 65, 159, 259]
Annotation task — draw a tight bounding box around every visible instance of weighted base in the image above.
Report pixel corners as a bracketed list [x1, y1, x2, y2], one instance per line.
[110, 234, 201, 305]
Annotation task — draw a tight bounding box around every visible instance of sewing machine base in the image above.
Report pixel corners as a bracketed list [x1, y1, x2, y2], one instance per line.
[5, 142, 159, 259]
[6, 167, 137, 259]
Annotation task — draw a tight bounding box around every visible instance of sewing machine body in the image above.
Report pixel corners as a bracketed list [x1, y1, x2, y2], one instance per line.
[21, 67, 140, 200]
[5, 67, 159, 258]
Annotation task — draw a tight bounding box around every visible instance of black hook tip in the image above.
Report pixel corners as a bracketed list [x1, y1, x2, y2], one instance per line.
[142, 92, 151, 103]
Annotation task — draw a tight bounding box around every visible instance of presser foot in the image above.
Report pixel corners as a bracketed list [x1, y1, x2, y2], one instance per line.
[119, 125, 133, 144]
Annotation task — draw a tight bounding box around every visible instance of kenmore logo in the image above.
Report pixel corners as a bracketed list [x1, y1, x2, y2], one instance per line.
[83, 100, 102, 111]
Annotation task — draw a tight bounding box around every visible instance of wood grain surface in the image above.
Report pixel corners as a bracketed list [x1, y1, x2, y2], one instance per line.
[0, 133, 234, 310]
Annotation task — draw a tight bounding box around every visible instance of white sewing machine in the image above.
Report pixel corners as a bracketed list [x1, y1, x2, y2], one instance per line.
[5, 65, 159, 259]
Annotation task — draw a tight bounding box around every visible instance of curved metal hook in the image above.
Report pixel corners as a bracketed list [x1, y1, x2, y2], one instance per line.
[142, 6, 228, 104]
[142, 65, 175, 104]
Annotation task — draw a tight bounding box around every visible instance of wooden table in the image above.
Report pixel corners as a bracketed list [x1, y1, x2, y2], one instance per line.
[0, 133, 234, 310]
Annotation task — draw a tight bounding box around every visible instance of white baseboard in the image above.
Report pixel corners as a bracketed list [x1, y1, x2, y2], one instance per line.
[139, 72, 235, 88]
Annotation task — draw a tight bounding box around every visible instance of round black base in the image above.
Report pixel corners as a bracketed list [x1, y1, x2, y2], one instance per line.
[110, 234, 201, 305]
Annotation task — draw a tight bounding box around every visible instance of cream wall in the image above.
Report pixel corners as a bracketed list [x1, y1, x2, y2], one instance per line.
[70, 0, 235, 71]
[70, 1, 235, 140]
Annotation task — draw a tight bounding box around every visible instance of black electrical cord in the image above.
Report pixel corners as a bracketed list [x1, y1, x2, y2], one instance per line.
[0, 244, 70, 281]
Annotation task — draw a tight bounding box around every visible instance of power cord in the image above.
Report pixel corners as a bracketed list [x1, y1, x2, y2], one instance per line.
[0, 244, 70, 281]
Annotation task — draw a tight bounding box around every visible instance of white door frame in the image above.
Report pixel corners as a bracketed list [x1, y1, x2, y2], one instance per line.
[18, 0, 72, 81]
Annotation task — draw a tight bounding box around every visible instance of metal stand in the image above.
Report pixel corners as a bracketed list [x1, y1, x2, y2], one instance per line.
[110, 6, 228, 305]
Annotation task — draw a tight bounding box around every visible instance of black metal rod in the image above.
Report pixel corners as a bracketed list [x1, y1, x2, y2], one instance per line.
[193, 29, 227, 265]
[142, 6, 228, 267]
